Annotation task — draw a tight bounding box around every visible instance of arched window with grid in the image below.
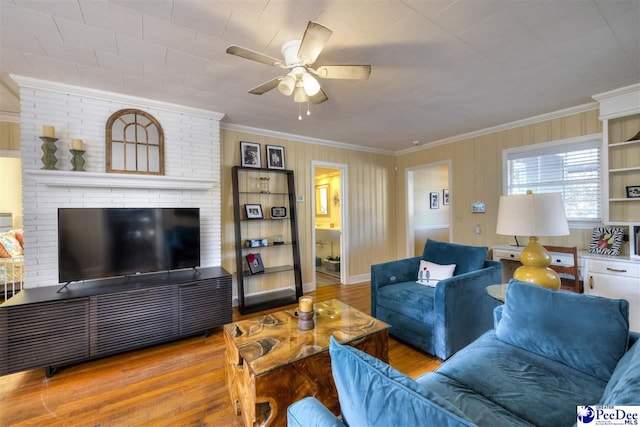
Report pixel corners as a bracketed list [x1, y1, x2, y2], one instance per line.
[106, 109, 164, 175]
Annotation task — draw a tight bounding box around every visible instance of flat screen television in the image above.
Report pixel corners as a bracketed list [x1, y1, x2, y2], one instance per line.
[58, 208, 200, 283]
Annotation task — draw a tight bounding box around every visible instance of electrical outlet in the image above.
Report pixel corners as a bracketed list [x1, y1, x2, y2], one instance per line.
[296, 195, 304, 202]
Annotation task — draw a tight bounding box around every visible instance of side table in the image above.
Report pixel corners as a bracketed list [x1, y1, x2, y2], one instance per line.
[486, 283, 508, 303]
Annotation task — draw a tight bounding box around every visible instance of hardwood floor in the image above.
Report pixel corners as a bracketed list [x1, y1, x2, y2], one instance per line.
[0, 283, 440, 426]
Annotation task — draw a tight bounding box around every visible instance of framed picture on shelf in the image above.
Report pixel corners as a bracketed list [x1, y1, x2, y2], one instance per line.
[626, 185, 640, 198]
[246, 253, 265, 274]
[270, 206, 287, 218]
[443, 189, 450, 205]
[244, 204, 263, 219]
[240, 141, 261, 168]
[430, 192, 439, 209]
[266, 145, 285, 169]
[589, 227, 624, 256]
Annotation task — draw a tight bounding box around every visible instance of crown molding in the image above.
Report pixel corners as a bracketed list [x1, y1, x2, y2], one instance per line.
[10, 75, 225, 121]
[221, 122, 394, 156]
[592, 83, 640, 101]
[592, 83, 640, 120]
[396, 102, 599, 156]
[0, 112, 20, 122]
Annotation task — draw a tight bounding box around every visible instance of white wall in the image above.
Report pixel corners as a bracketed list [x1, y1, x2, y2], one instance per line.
[413, 164, 450, 228]
[15, 76, 224, 288]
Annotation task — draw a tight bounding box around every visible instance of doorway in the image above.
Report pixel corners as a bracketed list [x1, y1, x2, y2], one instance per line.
[312, 162, 347, 287]
[0, 151, 23, 301]
[406, 161, 452, 257]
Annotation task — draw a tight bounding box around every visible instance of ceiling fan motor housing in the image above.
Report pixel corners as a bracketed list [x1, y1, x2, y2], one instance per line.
[282, 40, 303, 66]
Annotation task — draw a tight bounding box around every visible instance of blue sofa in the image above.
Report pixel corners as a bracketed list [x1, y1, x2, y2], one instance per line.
[288, 280, 640, 427]
[371, 239, 502, 359]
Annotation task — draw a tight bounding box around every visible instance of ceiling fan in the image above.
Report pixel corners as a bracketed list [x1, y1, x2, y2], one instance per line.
[226, 21, 371, 119]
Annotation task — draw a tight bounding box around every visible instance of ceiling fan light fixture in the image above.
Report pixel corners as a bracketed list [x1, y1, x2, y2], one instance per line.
[227, 21, 370, 112]
[278, 73, 296, 96]
[294, 81, 308, 103]
[302, 73, 321, 96]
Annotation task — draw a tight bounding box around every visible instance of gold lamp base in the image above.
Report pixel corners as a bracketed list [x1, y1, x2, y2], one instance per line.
[513, 236, 560, 290]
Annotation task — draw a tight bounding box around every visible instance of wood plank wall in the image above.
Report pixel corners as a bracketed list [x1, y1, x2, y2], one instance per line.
[221, 129, 397, 291]
[394, 109, 605, 256]
[0, 121, 20, 150]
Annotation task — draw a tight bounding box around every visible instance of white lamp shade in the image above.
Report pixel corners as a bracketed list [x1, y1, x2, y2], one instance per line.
[278, 74, 296, 96]
[496, 192, 569, 237]
[302, 73, 321, 96]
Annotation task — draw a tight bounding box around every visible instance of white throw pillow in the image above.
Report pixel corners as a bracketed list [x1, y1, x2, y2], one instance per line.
[416, 260, 456, 287]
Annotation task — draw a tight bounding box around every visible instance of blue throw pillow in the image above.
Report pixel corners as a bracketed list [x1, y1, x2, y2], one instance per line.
[422, 239, 487, 275]
[495, 280, 629, 381]
[329, 337, 474, 427]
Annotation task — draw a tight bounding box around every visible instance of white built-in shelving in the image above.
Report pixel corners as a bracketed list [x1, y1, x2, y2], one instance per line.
[593, 84, 640, 226]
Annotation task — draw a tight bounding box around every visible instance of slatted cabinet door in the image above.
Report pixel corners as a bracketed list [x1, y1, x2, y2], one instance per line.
[179, 276, 232, 336]
[89, 287, 179, 357]
[0, 299, 89, 375]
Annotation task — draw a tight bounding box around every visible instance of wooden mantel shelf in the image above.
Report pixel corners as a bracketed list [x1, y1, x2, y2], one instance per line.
[26, 169, 215, 190]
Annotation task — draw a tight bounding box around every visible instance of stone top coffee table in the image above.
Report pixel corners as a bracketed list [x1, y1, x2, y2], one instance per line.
[224, 298, 389, 427]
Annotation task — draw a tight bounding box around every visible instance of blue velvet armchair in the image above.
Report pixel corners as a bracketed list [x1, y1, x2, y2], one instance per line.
[371, 239, 501, 360]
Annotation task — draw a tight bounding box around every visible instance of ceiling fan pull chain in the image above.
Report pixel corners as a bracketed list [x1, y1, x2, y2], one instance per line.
[307, 100, 311, 116]
[298, 103, 302, 121]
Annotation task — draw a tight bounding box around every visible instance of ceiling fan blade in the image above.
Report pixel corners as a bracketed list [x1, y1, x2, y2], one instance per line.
[226, 45, 283, 67]
[248, 78, 281, 95]
[314, 65, 371, 80]
[297, 21, 333, 65]
[310, 88, 328, 105]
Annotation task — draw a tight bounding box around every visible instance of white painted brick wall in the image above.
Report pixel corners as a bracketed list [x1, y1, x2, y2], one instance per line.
[17, 79, 223, 288]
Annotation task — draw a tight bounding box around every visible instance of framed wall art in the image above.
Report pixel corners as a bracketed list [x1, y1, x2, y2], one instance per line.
[471, 202, 485, 213]
[240, 141, 261, 168]
[443, 189, 450, 205]
[266, 145, 285, 169]
[430, 192, 439, 209]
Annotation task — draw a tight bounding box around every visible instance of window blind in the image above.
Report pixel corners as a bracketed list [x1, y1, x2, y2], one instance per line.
[505, 140, 602, 223]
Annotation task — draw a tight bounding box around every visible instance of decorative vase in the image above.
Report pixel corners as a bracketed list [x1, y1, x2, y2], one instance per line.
[39, 136, 59, 170]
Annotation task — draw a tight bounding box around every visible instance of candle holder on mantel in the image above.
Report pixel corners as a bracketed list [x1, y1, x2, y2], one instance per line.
[38, 136, 59, 170]
[70, 149, 86, 171]
[298, 310, 315, 330]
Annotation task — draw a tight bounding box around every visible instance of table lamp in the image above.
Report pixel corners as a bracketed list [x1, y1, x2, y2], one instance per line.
[496, 191, 569, 290]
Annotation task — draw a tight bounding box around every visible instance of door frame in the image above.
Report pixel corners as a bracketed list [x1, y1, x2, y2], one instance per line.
[311, 161, 348, 286]
[405, 160, 453, 257]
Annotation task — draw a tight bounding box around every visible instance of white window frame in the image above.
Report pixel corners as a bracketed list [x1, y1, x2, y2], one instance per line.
[502, 133, 603, 228]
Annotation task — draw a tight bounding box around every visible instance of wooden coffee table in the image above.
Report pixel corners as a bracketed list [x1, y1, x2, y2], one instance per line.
[224, 298, 389, 427]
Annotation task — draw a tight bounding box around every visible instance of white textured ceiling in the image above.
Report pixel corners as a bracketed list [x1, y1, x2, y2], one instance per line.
[1, 0, 639, 152]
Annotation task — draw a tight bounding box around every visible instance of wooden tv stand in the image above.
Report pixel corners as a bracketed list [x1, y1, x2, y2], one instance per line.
[0, 267, 231, 377]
